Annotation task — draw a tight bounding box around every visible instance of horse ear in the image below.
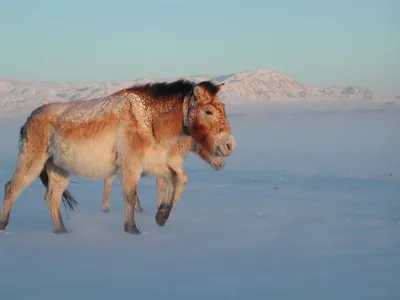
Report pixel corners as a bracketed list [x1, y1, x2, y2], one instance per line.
[193, 85, 207, 101]
[217, 83, 225, 91]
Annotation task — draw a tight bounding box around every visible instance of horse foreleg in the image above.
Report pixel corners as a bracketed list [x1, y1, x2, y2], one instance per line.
[102, 173, 143, 214]
[146, 165, 177, 227]
[135, 194, 144, 213]
[156, 177, 167, 209]
[132, 172, 151, 213]
[165, 157, 188, 207]
[171, 168, 188, 207]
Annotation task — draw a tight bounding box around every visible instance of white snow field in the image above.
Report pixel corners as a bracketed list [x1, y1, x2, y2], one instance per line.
[0, 100, 399, 299]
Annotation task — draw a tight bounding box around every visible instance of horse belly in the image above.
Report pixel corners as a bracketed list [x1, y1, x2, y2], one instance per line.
[50, 134, 117, 179]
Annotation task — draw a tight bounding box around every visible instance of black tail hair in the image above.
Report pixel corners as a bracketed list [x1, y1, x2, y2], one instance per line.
[39, 169, 78, 212]
[20, 125, 24, 138]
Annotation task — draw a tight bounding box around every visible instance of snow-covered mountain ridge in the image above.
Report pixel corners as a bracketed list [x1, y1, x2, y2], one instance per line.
[0, 69, 397, 116]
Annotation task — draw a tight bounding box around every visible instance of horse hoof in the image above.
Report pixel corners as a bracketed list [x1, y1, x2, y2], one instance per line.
[102, 207, 110, 213]
[124, 223, 140, 235]
[54, 227, 68, 234]
[135, 206, 144, 213]
[155, 204, 172, 227]
[0, 220, 8, 231]
[155, 213, 167, 226]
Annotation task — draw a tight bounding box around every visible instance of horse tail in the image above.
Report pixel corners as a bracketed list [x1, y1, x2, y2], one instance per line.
[18, 124, 27, 153]
[19, 125, 24, 139]
[39, 169, 79, 212]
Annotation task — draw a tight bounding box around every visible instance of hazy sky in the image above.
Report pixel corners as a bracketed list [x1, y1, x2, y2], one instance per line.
[0, 0, 398, 94]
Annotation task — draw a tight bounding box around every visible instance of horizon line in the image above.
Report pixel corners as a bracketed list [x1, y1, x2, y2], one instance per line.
[0, 68, 395, 96]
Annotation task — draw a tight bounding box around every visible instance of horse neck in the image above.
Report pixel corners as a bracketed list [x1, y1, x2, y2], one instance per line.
[151, 96, 185, 141]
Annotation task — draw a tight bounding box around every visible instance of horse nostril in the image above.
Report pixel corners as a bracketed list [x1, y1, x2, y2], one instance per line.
[226, 142, 232, 151]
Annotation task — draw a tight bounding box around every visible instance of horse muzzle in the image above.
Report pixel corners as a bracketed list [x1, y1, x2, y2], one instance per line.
[214, 134, 236, 157]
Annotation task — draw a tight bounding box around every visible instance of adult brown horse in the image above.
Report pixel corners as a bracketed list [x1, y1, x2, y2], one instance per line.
[101, 135, 226, 213]
[0, 79, 235, 234]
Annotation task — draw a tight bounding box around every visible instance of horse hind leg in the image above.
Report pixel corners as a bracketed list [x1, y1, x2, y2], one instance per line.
[102, 175, 115, 213]
[43, 159, 70, 234]
[0, 151, 48, 231]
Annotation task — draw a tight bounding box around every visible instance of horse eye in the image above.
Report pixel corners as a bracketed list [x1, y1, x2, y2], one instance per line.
[205, 110, 213, 115]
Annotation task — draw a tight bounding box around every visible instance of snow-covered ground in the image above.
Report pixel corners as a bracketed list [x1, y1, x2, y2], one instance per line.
[0, 100, 399, 299]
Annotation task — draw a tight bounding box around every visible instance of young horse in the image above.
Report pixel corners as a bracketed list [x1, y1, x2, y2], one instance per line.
[0, 79, 235, 234]
[101, 135, 226, 213]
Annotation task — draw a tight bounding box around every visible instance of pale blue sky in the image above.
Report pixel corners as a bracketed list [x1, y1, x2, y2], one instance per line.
[0, 0, 399, 94]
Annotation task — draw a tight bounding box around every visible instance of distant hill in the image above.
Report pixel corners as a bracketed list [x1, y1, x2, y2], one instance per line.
[0, 69, 396, 116]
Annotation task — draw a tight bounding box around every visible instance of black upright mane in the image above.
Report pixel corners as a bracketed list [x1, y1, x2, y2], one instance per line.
[126, 79, 220, 98]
